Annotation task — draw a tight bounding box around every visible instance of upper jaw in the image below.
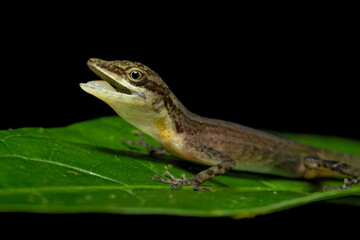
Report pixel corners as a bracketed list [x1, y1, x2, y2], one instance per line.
[87, 60, 135, 96]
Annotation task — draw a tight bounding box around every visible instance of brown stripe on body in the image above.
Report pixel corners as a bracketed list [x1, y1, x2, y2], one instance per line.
[162, 94, 310, 167]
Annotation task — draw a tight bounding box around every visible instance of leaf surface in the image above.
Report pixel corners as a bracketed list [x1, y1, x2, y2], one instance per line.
[0, 116, 359, 218]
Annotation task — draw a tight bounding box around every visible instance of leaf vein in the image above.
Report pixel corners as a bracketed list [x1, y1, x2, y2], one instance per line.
[0, 155, 125, 185]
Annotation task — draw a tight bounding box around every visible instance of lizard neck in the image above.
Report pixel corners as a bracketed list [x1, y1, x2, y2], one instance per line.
[162, 93, 199, 134]
[152, 92, 198, 145]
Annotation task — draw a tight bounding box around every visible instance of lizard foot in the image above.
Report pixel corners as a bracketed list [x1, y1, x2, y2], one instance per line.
[153, 171, 211, 191]
[322, 177, 360, 191]
[305, 154, 360, 190]
[121, 132, 166, 156]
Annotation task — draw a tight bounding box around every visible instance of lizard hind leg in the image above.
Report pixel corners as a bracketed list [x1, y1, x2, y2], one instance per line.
[304, 154, 360, 189]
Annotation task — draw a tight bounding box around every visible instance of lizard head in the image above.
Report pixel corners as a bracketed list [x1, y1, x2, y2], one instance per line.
[80, 58, 171, 132]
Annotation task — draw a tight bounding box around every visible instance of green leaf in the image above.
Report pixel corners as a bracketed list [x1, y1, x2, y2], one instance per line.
[0, 116, 359, 218]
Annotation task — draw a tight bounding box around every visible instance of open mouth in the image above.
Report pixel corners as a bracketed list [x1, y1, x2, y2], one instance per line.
[85, 63, 133, 95]
[98, 73, 132, 95]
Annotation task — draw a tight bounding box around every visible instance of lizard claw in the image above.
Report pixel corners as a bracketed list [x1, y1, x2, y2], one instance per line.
[152, 171, 211, 191]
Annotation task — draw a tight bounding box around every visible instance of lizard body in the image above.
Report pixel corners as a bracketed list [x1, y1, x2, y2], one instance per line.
[80, 58, 360, 190]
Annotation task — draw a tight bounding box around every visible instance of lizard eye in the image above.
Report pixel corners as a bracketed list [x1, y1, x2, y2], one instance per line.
[128, 69, 148, 85]
[130, 70, 141, 80]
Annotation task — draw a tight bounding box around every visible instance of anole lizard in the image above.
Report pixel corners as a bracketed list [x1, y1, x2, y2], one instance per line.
[80, 58, 360, 190]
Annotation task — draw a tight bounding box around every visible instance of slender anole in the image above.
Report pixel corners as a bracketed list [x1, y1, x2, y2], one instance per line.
[80, 58, 360, 190]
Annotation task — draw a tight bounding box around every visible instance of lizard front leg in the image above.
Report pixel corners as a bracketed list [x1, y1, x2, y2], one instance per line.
[153, 145, 236, 191]
[122, 135, 236, 190]
[121, 132, 167, 156]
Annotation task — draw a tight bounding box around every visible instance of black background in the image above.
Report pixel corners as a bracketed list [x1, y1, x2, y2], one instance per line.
[1, 7, 359, 139]
[1, 3, 359, 235]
